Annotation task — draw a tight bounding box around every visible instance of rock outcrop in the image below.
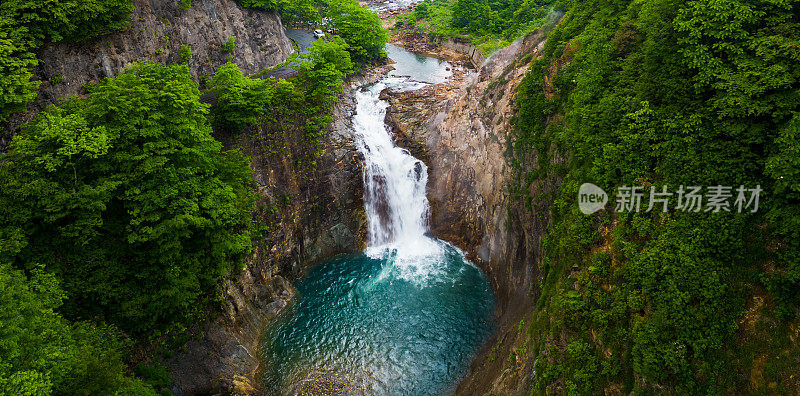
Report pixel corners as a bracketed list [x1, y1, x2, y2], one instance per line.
[6, 0, 293, 134]
[385, 30, 557, 395]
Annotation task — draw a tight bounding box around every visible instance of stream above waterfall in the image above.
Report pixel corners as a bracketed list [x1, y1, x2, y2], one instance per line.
[260, 44, 495, 395]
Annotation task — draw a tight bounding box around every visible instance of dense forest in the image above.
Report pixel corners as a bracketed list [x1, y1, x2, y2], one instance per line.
[0, 0, 385, 393]
[507, 0, 800, 393]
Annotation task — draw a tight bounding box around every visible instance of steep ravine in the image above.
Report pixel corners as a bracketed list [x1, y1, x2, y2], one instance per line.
[386, 30, 557, 395]
[10, 0, 557, 389]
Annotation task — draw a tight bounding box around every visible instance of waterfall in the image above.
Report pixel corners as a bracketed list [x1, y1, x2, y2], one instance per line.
[260, 47, 496, 396]
[352, 79, 440, 261]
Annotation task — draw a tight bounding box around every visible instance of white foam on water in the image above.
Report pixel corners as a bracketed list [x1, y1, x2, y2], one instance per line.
[353, 76, 450, 285]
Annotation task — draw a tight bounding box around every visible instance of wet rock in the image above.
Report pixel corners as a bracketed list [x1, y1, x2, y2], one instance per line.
[379, 87, 392, 100]
[264, 300, 287, 318]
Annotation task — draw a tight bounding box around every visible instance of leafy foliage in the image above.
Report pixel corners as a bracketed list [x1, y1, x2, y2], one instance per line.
[328, 0, 387, 62]
[235, 0, 322, 26]
[397, 0, 568, 55]
[0, 263, 155, 395]
[0, 62, 257, 335]
[211, 36, 352, 153]
[513, 0, 800, 393]
[178, 44, 192, 62]
[222, 36, 236, 53]
[0, 0, 133, 46]
[0, 0, 133, 122]
[0, 36, 39, 122]
[296, 36, 353, 109]
[210, 62, 296, 131]
[235, 0, 385, 58]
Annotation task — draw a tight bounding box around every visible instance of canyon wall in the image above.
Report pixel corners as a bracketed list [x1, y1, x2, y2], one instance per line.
[386, 30, 558, 395]
[5, 0, 293, 135]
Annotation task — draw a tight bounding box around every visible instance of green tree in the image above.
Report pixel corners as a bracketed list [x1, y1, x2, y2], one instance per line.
[297, 36, 353, 106]
[0, 264, 69, 396]
[0, 61, 257, 335]
[0, 0, 133, 123]
[0, 263, 156, 395]
[328, 0, 387, 62]
[0, 0, 133, 46]
[236, 0, 321, 26]
[283, 0, 321, 26]
[295, 36, 353, 148]
[413, 0, 431, 20]
[451, 0, 491, 33]
[211, 36, 352, 143]
[0, 34, 39, 122]
[210, 62, 283, 130]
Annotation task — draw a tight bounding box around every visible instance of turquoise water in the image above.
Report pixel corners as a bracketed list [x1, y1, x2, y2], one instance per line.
[260, 239, 495, 395]
[386, 43, 452, 86]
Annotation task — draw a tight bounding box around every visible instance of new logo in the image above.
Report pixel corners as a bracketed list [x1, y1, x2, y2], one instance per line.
[578, 183, 608, 214]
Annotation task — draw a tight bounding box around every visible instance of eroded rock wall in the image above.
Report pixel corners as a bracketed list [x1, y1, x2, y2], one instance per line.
[386, 31, 557, 395]
[6, 0, 293, 134]
[387, 33, 549, 308]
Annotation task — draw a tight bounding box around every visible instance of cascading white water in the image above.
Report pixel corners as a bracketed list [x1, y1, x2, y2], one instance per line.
[351, 70, 464, 279]
[355, 81, 428, 243]
[353, 79, 440, 261]
[349, 45, 461, 284]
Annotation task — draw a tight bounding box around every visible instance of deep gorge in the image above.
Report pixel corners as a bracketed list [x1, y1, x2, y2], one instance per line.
[2, 0, 799, 394]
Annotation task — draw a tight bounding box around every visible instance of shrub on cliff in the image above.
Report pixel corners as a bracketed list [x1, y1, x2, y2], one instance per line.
[0, 35, 39, 122]
[0, 61, 257, 335]
[210, 62, 298, 131]
[295, 36, 353, 149]
[211, 37, 352, 152]
[296, 36, 353, 110]
[0, 0, 134, 123]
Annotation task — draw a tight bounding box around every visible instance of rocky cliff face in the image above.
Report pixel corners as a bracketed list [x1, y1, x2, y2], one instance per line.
[386, 30, 557, 395]
[167, 67, 391, 395]
[5, 0, 293, 134]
